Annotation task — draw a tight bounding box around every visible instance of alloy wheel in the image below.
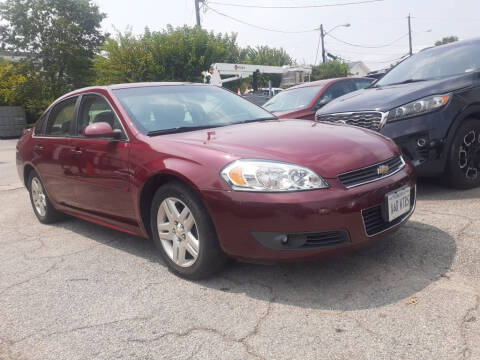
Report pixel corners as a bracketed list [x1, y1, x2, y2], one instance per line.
[157, 197, 200, 267]
[31, 177, 47, 217]
[458, 129, 480, 180]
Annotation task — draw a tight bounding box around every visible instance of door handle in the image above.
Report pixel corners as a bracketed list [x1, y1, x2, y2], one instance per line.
[33, 145, 44, 154]
[70, 147, 83, 156]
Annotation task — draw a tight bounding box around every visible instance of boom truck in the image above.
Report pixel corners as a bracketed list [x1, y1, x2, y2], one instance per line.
[202, 63, 312, 105]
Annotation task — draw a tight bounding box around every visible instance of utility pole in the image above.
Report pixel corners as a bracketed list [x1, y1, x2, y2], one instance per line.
[195, 0, 202, 28]
[408, 13, 412, 56]
[320, 24, 326, 64]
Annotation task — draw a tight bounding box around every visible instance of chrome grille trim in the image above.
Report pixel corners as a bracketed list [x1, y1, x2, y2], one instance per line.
[338, 156, 406, 188]
[316, 111, 389, 131]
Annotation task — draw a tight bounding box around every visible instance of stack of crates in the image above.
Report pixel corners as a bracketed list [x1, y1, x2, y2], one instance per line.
[0, 107, 26, 138]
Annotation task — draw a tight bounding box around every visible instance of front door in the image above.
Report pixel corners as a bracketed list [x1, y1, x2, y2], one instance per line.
[70, 94, 135, 221]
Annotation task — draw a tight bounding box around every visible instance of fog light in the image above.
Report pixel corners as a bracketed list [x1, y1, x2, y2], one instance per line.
[417, 138, 427, 147]
[279, 234, 288, 244]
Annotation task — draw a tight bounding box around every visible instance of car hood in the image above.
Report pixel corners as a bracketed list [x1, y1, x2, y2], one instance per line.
[317, 73, 474, 114]
[271, 108, 307, 118]
[157, 119, 399, 178]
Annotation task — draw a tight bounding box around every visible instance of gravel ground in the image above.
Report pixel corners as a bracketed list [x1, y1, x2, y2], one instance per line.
[0, 138, 479, 360]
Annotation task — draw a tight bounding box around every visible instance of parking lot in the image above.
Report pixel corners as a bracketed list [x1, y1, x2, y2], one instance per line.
[0, 138, 479, 360]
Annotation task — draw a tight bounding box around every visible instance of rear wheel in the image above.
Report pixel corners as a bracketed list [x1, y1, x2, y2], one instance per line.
[28, 171, 63, 223]
[446, 119, 480, 189]
[150, 182, 227, 279]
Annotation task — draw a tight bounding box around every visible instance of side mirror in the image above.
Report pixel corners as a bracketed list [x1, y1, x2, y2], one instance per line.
[83, 122, 121, 139]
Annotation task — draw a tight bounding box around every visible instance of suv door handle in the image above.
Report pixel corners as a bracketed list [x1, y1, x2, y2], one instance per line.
[33, 145, 44, 154]
[70, 147, 83, 156]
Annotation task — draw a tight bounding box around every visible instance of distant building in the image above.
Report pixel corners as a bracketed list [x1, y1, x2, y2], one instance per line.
[348, 61, 370, 77]
[0, 50, 31, 62]
[280, 66, 312, 87]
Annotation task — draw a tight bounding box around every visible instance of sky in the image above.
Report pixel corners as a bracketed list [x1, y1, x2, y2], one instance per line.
[93, 0, 480, 71]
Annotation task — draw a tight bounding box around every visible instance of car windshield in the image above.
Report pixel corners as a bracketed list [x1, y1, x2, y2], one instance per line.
[113, 85, 275, 134]
[375, 41, 480, 87]
[263, 85, 323, 112]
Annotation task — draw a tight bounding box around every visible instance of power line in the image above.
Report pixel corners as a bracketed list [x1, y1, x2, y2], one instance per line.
[207, 0, 384, 9]
[365, 55, 408, 64]
[204, 4, 318, 33]
[326, 32, 408, 48]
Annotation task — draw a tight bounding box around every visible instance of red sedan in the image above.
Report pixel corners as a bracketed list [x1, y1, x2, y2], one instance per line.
[16, 83, 415, 279]
[263, 77, 374, 119]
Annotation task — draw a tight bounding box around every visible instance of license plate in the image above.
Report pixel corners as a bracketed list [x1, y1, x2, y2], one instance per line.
[386, 186, 411, 222]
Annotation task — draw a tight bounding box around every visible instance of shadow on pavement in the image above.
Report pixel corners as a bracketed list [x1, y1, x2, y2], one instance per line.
[52, 213, 456, 311]
[416, 177, 480, 201]
[203, 220, 456, 311]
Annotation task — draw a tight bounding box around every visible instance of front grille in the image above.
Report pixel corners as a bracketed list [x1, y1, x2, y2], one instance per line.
[362, 186, 416, 236]
[317, 112, 384, 131]
[338, 156, 405, 188]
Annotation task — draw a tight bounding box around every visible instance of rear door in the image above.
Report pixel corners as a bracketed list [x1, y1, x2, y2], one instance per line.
[69, 94, 135, 221]
[32, 96, 80, 206]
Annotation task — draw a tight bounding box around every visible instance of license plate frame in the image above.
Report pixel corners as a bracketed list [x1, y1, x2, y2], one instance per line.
[384, 186, 411, 222]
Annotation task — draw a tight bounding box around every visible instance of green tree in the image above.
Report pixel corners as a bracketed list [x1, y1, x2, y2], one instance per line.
[240, 45, 293, 66]
[95, 25, 242, 84]
[435, 36, 459, 46]
[0, 59, 53, 121]
[94, 25, 294, 87]
[311, 61, 350, 80]
[0, 0, 106, 93]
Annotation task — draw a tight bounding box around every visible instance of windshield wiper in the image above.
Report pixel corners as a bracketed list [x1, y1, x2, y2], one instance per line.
[384, 78, 427, 86]
[147, 125, 223, 136]
[236, 116, 278, 124]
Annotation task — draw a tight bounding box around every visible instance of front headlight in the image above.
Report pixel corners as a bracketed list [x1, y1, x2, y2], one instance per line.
[221, 159, 328, 192]
[387, 94, 450, 122]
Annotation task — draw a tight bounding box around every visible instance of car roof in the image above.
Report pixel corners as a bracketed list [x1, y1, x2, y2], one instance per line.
[285, 77, 373, 91]
[57, 82, 210, 101]
[420, 36, 480, 53]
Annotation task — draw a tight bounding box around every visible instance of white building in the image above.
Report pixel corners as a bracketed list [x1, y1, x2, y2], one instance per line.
[348, 61, 370, 77]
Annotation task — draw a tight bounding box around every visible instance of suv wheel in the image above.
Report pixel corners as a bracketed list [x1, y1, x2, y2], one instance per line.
[150, 182, 227, 279]
[447, 119, 480, 189]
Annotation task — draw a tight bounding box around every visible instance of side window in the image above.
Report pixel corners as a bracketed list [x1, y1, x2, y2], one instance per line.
[34, 111, 49, 136]
[354, 79, 374, 90]
[44, 97, 77, 136]
[77, 94, 125, 139]
[319, 81, 356, 104]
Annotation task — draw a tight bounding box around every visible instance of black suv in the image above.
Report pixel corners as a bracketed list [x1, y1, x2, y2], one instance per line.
[316, 38, 480, 189]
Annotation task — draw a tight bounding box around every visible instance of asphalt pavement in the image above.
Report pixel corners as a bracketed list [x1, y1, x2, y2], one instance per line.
[0, 138, 479, 360]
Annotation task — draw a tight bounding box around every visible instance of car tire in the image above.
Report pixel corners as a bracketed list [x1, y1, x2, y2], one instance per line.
[446, 119, 480, 189]
[28, 171, 63, 224]
[150, 181, 227, 279]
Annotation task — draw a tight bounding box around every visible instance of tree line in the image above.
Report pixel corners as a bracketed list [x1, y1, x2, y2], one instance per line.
[0, 0, 348, 122]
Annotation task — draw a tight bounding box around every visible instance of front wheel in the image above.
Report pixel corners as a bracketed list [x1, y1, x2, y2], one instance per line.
[446, 119, 480, 189]
[150, 182, 227, 279]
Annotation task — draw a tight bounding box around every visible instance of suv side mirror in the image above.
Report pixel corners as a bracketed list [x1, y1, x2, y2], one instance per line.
[83, 122, 121, 139]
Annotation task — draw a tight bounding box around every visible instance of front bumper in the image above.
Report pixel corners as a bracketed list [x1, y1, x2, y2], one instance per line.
[201, 164, 416, 262]
[380, 109, 454, 177]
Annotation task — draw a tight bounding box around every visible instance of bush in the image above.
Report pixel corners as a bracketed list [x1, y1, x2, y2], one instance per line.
[0, 59, 55, 122]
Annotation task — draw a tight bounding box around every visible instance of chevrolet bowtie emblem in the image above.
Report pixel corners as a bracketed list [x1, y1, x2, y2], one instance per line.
[377, 164, 389, 175]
